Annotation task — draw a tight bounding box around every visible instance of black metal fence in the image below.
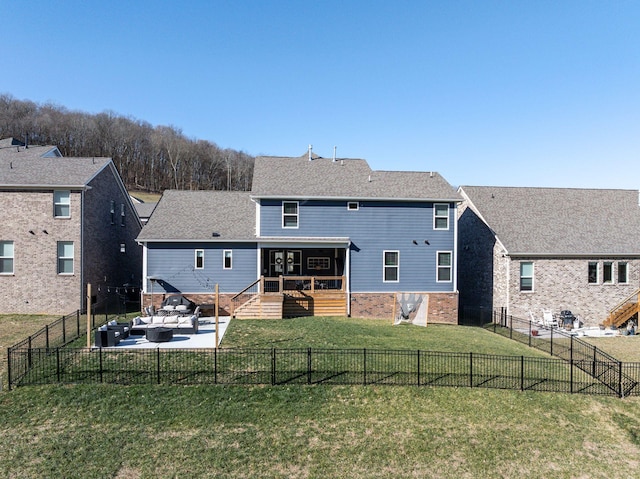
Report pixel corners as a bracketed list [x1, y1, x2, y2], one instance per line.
[6, 346, 626, 396]
[6, 296, 136, 388]
[486, 310, 640, 397]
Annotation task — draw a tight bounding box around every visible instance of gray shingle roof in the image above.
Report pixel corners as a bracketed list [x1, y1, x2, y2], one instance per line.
[0, 141, 110, 187]
[136, 190, 256, 241]
[252, 154, 460, 200]
[460, 186, 640, 256]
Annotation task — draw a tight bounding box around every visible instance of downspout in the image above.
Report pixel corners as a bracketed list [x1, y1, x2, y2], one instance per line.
[505, 252, 510, 316]
[346, 241, 351, 316]
[142, 244, 148, 293]
[81, 189, 85, 310]
[453, 202, 459, 293]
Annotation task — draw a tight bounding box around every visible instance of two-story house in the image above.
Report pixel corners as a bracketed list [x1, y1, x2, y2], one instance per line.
[137, 152, 460, 323]
[458, 186, 640, 327]
[0, 138, 142, 314]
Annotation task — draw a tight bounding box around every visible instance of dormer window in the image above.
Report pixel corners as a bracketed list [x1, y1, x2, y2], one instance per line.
[54, 190, 71, 218]
[283, 201, 299, 228]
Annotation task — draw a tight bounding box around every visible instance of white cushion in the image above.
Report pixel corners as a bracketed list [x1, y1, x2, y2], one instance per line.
[152, 316, 165, 324]
[176, 305, 187, 311]
[179, 315, 192, 324]
[164, 315, 179, 324]
[163, 305, 175, 311]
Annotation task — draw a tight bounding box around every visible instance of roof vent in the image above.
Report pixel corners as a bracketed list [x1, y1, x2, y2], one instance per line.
[333, 146, 337, 162]
[368, 174, 371, 182]
[308, 144, 313, 161]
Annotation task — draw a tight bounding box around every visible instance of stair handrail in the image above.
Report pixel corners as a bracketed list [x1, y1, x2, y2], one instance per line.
[607, 288, 640, 317]
[231, 277, 262, 302]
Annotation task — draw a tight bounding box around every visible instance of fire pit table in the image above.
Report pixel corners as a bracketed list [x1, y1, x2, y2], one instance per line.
[146, 327, 174, 343]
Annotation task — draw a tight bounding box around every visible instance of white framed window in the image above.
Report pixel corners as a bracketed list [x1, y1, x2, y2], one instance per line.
[603, 262, 613, 284]
[434, 203, 449, 230]
[308, 257, 330, 270]
[57, 241, 74, 274]
[195, 249, 204, 269]
[588, 262, 599, 284]
[520, 262, 534, 292]
[383, 251, 399, 282]
[54, 190, 71, 218]
[437, 251, 453, 282]
[0, 241, 14, 274]
[282, 201, 299, 228]
[223, 250, 232, 269]
[347, 201, 359, 211]
[618, 262, 629, 284]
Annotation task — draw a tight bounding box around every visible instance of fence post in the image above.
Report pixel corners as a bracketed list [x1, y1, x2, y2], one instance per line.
[157, 348, 161, 385]
[7, 347, 12, 391]
[45, 325, 49, 349]
[592, 347, 597, 377]
[62, 315, 66, 344]
[56, 347, 61, 383]
[521, 356, 524, 391]
[417, 350, 421, 387]
[619, 361, 623, 398]
[528, 320, 532, 347]
[550, 328, 554, 357]
[271, 348, 276, 386]
[570, 358, 574, 394]
[214, 348, 218, 385]
[363, 348, 367, 385]
[99, 348, 103, 383]
[307, 348, 312, 385]
[28, 336, 32, 368]
[469, 352, 473, 388]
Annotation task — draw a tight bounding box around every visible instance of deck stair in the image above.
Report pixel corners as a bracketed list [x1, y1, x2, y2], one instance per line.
[231, 275, 347, 319]
[603, 289, 640, 328]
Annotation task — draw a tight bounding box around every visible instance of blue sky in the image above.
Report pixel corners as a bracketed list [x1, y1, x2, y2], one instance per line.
[2, 1, 639, 189]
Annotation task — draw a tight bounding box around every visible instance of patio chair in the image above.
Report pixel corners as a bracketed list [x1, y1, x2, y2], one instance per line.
[542, 310, 558, 328]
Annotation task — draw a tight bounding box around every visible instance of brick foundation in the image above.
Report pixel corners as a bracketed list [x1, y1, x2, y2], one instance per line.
[350, 292, 459, 324]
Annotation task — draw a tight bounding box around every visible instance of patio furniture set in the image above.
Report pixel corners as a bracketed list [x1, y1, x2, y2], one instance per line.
[94, 296, 202, 347]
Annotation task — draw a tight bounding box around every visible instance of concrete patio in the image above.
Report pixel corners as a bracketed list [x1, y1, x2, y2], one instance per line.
[101, 317, 231, 349]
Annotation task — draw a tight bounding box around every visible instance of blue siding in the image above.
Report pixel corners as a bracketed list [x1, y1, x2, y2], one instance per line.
[260, 199, 456, 292]
[146, 242, 257, 293]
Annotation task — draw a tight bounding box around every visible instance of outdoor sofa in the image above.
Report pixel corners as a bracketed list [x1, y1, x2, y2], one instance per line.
[130, 314, 199, 335]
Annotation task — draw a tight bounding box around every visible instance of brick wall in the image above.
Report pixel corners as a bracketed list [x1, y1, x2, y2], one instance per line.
[83, 166, 142, 306]
[350, 292, 458, 324]
[0, 189, 82, 314]
[507, 257, 640, 326]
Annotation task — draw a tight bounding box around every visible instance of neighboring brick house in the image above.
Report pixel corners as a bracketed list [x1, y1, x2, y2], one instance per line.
[458, 186, 640, 326]
[137, 152, 461, 323]
[0, 138, 142, 314]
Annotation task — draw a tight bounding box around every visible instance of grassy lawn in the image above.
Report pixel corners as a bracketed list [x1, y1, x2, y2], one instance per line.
[2, 316, 640, 478]
[1, 384, 639, 478]
[221, 316, 552, 357]
[583, 336, 640, 362]
[0, 314, 58, 381]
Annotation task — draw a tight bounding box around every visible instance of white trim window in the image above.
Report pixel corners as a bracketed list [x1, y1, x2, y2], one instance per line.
[520, 261, 534, 292]
[0, 241, 14, 274]
[223, 250, 232, 269]
[54, 190, 71, 218]
[282, 201, 299, 228]
[347, 201, 359, 211]
[433, 203, 449, 230]
[588, 262, 599, 284]
[195, 249, 204, 269]
[57, 241, 74, 274]
[383, 251, 399, 282]
[618, 262, 629, 284]
[437, 251, 453, 282]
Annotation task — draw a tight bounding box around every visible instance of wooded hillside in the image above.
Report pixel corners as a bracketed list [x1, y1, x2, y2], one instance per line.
[0, 94, 254, 193]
